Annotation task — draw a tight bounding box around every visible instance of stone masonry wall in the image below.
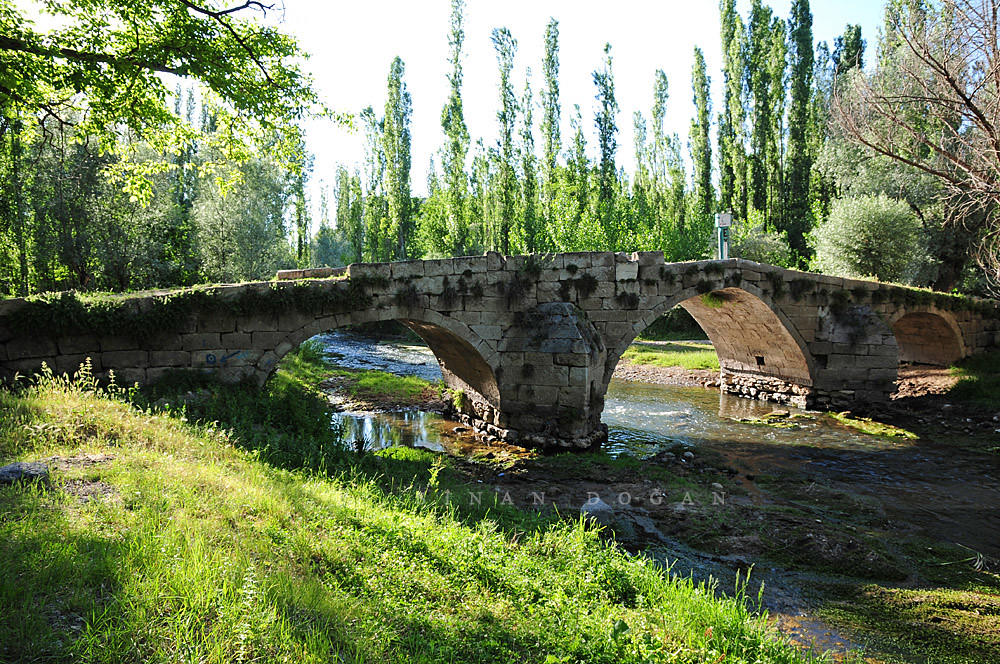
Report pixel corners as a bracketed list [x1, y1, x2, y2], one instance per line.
[1, 253, 997, 449]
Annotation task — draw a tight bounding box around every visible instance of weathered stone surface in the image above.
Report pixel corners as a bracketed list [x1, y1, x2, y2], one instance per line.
[182, 333, 221, 351]
[1, 254, 997, 451]
[6, 338, 58, 360]
[0, 462, 50, 487]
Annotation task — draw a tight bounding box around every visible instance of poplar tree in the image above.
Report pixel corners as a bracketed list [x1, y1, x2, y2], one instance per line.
[384, 56, 413, 259]
[519, 70, 540, 252]
[492, 27, 518, 255]
[540, 18, 561, 234]
[747, 0, 775, 216]
[785, 0, 814, 257]
[833, 24, 865, 74]
[593, 43, 619, 249]
[766, 15, 787, 228]
[719, 0, 748, 221]
[337, 166, 362, 263]
[361, 106, 387, 261]
[689, 47, 714, 225]
[440, 0, 470, 256]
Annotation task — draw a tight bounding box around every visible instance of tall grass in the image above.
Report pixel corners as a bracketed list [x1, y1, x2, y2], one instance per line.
[0, 355, 818, 663]
[949, 351, 1000, 411]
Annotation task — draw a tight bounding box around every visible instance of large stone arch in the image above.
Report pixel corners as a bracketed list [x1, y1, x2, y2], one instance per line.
[251, 305, 501, 409]
[888, 307, 966, 366]
[607, 285, 814, 385]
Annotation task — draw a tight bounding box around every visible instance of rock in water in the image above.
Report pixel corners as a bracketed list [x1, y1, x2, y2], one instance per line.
[0, 462, 50, 487]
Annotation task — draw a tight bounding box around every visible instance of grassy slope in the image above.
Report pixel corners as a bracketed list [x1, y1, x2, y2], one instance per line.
[622, 342, 721, 371]
[0, 359, 815, 664]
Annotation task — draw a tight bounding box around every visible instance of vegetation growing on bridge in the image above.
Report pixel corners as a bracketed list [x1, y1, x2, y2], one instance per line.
[1, 274, 390, 341]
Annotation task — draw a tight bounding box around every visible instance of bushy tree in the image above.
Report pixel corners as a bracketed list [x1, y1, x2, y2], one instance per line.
[809, 194, 922, 282]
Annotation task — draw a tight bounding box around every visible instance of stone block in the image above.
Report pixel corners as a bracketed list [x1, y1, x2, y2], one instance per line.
[537, 282, 563, 301]
[532, 364, 569, 387]
[252, 331, 287, 349]
[143, 332, 184, 351]
[57, 335, 100, 356]
[198, 313, 237, 333]
[631, 251, 664, 266]
[449, 256, 486, 276]
[424, 259, 455, 277]
[867, 368, 899, 382]
[486, 251, 504, 271]
[149, 350, 191, 367]
[615, 261, 638, 281]
[112, 367, 146, 385]
[54, 354, 96, 376]
[191, 349, 226, 368]
[590, 252, 615, 267]
[568, 366, 590, 385]
[560, 252, 594, 270]
[239, 314, 278, 332]
[217, 348, 264, 367]
[391, 260, 427, 281]
[278, 313, 312, 331]
[450, 311, 481, 326]
[6, 337, 58, 360]
[349, 261, 390, 281]
[182, 333, 222, 351]
[471, 324, 502, 341]
[102, 350, 148, 368]
[101, 335, 140, 352]
[221, 332, 253, 348]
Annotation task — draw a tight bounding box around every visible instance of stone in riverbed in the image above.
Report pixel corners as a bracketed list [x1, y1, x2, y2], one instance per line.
[580, 496, 615, 528]
[0, 461, 50, 487]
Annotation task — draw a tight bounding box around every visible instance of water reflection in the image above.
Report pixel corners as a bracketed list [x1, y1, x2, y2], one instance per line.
[604, 380, 907, 457]
[331, 409, 453, 452]
[315, 330, 901, 457]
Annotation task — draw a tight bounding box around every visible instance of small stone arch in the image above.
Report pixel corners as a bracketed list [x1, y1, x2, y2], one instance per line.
[888, 307, 966, 366]
[252, 306, 501, 407]
[607, 284, 815, 391]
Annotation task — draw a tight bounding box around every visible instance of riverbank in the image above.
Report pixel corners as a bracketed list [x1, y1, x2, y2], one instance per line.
[0, 358, 821, 664]
[311, 336, 1000, 663]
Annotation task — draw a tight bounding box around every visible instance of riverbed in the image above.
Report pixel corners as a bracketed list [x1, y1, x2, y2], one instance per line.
[312, 329, 1000, 663]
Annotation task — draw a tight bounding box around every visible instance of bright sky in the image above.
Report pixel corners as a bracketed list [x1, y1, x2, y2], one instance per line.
[274, 0, 887, 220]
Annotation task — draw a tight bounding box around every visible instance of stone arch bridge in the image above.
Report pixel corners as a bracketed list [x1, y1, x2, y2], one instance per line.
[1, 252, 997, 449]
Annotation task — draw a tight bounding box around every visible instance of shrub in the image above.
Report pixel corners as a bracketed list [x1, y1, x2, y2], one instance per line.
[809, 194, 921, 282]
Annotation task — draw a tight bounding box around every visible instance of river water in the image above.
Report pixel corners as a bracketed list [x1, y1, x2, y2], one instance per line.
[315, 329, 909, 458]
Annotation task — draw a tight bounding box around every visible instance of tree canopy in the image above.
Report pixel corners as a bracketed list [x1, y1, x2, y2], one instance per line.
[0, 0, 325, 148]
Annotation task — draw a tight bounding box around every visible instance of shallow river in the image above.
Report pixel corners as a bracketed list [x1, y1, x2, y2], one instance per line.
[315, 330, 914, 458]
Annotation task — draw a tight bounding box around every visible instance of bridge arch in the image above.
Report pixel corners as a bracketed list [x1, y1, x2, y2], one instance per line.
[606, 284, 815, 402]
[888, 307, 966, 366]
[253, 305, 501, 408]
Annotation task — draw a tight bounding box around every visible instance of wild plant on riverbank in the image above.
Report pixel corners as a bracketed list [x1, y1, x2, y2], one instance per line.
[0, 354, 820, 663]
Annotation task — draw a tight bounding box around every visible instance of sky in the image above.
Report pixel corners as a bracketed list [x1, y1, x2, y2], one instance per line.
[272, 0, 887, 222]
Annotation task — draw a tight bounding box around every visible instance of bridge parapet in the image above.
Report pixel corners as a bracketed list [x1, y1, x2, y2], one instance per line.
[1, 252, 998, 450]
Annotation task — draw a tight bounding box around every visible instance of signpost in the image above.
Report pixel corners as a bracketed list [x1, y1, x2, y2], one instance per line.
[715, 212, 732, 260]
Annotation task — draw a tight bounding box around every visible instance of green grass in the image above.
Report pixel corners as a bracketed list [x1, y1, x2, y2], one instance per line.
[828, 412, 918, 439]
[622, 342, 720, 371]
[820, 584, 1000, 664]
[0, 356, 820, 663]
[330, 367, 434, 405]
[949, 351, 1000, 411]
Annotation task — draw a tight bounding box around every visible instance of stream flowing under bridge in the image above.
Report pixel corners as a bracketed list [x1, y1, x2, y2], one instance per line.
[1, 252, 997, 449]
